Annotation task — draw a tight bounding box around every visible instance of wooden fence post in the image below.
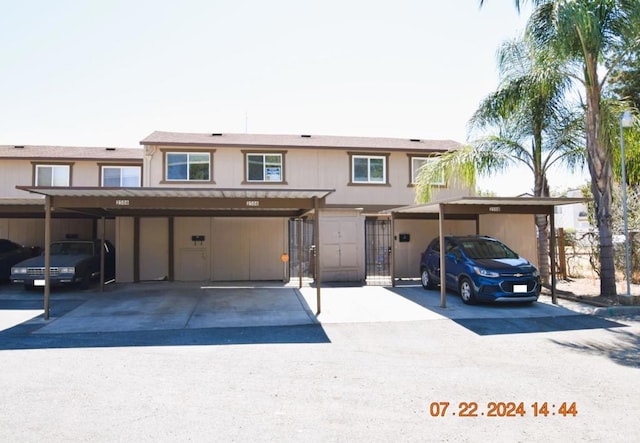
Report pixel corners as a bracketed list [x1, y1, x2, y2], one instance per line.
[557, 228, 567, 280]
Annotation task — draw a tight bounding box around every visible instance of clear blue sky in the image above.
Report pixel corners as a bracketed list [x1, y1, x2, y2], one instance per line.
[0, 0, 587, 194]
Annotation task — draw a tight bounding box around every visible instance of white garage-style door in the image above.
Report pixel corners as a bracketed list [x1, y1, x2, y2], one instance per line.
[173, 217, 287, 282]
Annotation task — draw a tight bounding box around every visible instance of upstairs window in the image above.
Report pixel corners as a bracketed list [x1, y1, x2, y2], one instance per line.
[35, 164, 70, 186]
[351, 154, 387, 184]
[166, 152, 211, 182]
[101, 166, 141, 187]
[246, 152, 284, 182]
[411, 157, 445, 186]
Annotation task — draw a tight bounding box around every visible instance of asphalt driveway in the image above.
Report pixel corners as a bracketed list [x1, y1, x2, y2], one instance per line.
[1, 281, 638, 441]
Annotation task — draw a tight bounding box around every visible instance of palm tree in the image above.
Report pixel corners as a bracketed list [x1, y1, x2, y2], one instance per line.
[415, 34, 584, 284]
[481, 0, 640, 296]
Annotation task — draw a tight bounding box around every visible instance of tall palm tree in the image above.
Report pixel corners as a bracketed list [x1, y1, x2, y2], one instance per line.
[415, 35, 584, 283]
[481, 0, 640, 296]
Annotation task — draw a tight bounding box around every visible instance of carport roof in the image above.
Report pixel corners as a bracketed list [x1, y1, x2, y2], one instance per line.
[389, 195, 589, 217]
[13, 187, 334, 217]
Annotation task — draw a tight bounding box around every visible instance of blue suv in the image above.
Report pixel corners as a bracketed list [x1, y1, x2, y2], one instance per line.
[420, 236, 540, 304]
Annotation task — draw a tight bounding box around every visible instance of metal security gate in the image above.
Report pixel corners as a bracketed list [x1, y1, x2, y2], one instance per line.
[365, 218, 392, 284]
[289, 218, 315, 280]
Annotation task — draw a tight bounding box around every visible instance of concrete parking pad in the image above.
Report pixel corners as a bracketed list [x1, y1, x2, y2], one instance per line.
[0, 309, 41, 332]
[31, 282, 317, 334]
[300, 282, 625, 334]
[0, 281, 627, 339]
[299, 285, 445, 323]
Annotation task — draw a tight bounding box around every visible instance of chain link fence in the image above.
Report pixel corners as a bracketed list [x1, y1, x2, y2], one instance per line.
[558, 184, 640, 283]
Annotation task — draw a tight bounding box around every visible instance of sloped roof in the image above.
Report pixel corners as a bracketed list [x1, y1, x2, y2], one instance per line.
[140, 131, 461, 153]
[0, 145, 143, 161]
[15, 186, 334, 218]
[390, 196, 590, 216]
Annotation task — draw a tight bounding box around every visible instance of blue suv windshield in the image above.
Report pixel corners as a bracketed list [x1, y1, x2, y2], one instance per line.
[459, 239, 519, 260]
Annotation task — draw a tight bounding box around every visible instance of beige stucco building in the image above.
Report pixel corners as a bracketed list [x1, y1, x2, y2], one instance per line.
[0, 132, 540, 285]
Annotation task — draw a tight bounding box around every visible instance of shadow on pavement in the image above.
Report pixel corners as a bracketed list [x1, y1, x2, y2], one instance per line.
[451, 316, 624, 336]
[549, 328, 640, 369]
[0, 321, 331, 351]
[388, 282, 626, 336]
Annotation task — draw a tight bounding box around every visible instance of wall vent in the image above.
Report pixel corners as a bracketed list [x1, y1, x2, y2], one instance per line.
[301, 134, 311, 138]
[211, 133, 223, 136]
[14, 145, 24, 149]
[106, 147, 116, 151]
[409, 139, 422, 142]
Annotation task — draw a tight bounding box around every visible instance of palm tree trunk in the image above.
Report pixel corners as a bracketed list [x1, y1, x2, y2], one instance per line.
[535, 214, 550, 284]
[533, 132, 550, 285]
[584, 59, 617, 296]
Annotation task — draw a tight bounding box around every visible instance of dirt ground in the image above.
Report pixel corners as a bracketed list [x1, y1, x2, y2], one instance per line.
[547, 277, 640, 306]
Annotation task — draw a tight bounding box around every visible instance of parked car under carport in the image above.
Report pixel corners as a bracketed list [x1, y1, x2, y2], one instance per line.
[11, 239, 115, 289]
[420, 235, 541, 304]
[0, 239, 37, 280]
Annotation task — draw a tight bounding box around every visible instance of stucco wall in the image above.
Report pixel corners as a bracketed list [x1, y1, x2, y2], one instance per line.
[146, 145, 471, 207]
[115, 216, 288, 283]
[140, 218, 170, 280]
[0, 218, 109, 248]
[393, 219, 477, 278]
[115, 217, 135, 283]
[1, 159, 115, 198]
[479, 213, 538, 267]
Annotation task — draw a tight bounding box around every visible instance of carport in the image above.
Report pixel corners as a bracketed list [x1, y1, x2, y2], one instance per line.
[15, 186, 334, 319]
[389, 196, 589, 308]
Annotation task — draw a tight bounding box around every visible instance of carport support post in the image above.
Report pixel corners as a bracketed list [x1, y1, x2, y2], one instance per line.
[44, 195, 51, 320]
[298, 217, 303, 289]
[550, 209, 557, 304]
[314, 198, 321, 315]
[390, 213, 396, 287]
[99, 216, 105, 292]
[439, 204, 446, 308]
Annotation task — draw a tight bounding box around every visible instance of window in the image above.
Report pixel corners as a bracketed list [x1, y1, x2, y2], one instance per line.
[351, 155, 387, 184]
[411, 157, 444, 185]
[102, 166, 141, 187]
[166, 152, 210, 181]
[35, 164, 70, 186]
[246, 153, 283, 182]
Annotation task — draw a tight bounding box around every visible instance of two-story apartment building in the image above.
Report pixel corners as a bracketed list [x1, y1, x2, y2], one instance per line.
[126, 131, 470, 283]
[3, 132, 540, 285]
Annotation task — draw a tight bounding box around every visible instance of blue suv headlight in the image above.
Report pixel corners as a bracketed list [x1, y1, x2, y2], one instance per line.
[473, 266, 500, 278]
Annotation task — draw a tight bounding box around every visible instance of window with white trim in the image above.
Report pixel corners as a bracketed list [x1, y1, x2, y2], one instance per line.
[102, 166, 141, 187]
[246, 153, 283, 182]
[35, 164, 70, 186]
[411, 157, 445, 185]
[166, 152, 210, 181]
[352, 155, 386, 184]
